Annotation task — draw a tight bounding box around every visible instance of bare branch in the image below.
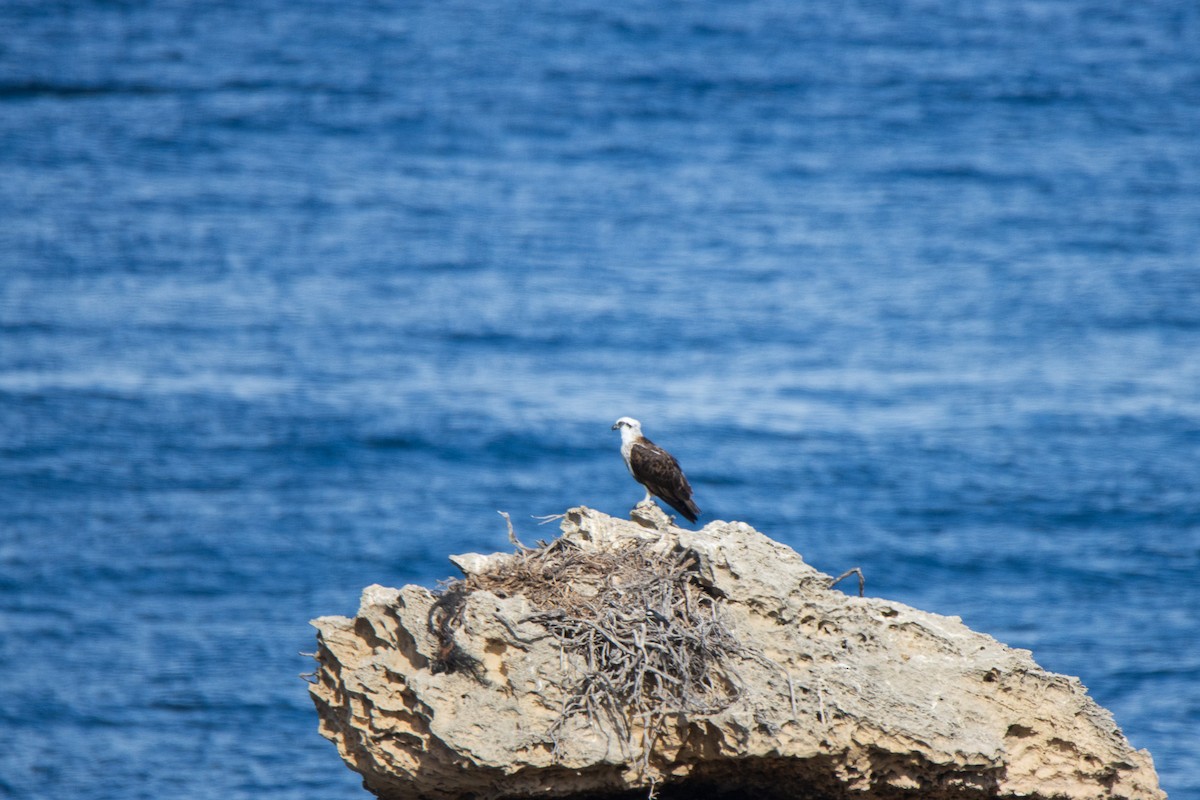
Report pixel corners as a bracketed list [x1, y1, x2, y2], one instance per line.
[498, 511, 532, 551]
[830, 567, 865, 597]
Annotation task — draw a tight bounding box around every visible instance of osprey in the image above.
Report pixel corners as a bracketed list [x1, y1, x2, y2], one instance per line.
[611, 417, 700, 523]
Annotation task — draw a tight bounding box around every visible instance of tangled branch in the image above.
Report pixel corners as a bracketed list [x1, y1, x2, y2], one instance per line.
[431, 533, 750, 772]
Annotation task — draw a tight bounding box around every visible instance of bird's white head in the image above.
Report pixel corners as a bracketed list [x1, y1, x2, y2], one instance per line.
[611, 416, 643, 443]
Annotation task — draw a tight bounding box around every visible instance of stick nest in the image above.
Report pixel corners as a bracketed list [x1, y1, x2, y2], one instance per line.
[429, 533, 750, 767]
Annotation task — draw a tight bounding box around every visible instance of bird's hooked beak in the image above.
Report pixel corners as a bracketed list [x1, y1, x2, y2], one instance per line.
[611, 422, 620, 430]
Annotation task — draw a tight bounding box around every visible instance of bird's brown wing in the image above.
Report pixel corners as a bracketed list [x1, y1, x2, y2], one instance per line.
[629, 439, 700, 523]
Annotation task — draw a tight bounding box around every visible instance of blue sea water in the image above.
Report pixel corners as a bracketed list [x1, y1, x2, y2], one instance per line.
[2, 1, 1198, 797]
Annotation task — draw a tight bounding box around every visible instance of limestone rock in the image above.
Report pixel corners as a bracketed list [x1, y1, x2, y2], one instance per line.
[308, 506, 1163, 800]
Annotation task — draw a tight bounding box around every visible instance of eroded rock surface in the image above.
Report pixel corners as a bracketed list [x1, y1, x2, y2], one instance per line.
[308, 506, 1163, 800]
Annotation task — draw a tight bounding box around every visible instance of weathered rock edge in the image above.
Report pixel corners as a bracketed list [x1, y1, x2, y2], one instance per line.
[308, 506, 1163, 800]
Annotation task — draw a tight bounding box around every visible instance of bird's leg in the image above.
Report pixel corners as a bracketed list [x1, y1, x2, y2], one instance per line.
[636, 489, 655, 507]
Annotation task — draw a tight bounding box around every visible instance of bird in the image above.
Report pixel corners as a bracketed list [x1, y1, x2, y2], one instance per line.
[611, 417, 700, 523]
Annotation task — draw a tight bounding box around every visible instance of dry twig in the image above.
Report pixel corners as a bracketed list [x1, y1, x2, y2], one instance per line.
[830, 567, 865, 597]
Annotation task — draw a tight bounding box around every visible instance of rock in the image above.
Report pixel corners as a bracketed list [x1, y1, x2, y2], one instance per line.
[308, 506, 1164, 800]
